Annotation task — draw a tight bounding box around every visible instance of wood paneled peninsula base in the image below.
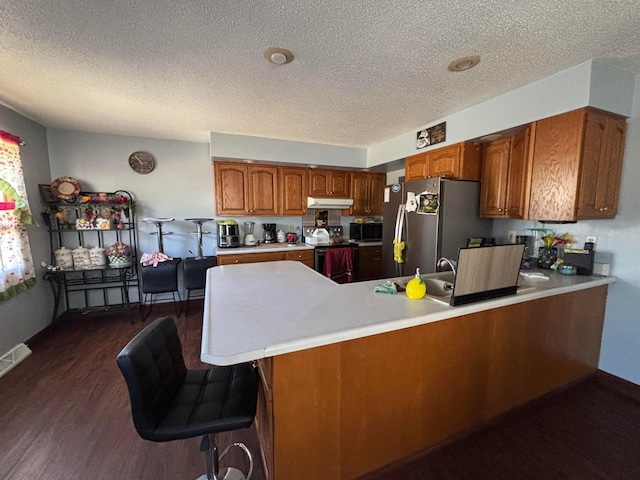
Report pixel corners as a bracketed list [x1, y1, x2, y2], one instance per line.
[201, 261, 614, 480]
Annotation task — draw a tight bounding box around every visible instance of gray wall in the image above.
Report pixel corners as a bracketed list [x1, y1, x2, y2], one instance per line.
[0, 104, 54, 355]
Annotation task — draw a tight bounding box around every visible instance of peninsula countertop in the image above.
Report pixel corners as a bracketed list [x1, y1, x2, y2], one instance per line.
[201, 261, 615, 366]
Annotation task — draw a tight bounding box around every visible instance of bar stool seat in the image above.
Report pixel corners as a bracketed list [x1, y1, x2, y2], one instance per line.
[117, 316, 259, 480]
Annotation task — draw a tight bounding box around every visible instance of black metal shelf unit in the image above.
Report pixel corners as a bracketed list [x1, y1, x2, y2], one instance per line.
[43, 190, 140, 322]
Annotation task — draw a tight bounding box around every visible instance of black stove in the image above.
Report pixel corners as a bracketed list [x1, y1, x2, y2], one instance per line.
[302, 226, 359, 281]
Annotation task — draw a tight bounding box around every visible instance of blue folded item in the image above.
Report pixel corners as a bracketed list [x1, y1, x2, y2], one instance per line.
[373, 281, 397, 294]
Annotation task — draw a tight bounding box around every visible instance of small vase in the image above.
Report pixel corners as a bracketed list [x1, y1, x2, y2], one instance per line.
[537, 247, 557, 269]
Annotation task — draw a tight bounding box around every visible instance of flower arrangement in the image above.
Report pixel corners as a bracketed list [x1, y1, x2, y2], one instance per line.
[106, 242, 131, 267]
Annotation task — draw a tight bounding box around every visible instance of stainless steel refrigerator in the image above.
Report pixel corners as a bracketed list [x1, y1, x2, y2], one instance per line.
[381, 178, 493, 278]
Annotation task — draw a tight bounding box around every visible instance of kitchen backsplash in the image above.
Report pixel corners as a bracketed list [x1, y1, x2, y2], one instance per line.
[302, 209, 342, 226]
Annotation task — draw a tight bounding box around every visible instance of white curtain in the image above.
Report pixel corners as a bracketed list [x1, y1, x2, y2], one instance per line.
[0, 137, 36, 301]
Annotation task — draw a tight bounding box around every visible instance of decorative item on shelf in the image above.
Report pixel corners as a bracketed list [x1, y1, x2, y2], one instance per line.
[72, 246, 92, 269]
[75, 216, 111, 230]
[50, 176, 81, 200]
[54, 247, 74, 268]
[106, 242, 132, 267]
[89, 246, 107, 266]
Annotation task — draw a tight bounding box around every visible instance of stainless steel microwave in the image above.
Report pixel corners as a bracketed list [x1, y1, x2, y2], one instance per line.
[349, 222, 383, 242]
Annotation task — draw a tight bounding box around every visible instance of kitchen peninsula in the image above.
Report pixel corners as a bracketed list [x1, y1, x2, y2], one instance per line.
[201, 261, 614, 480]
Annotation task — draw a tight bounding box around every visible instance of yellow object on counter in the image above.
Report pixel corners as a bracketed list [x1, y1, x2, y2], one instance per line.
[406, 268, 426, 299]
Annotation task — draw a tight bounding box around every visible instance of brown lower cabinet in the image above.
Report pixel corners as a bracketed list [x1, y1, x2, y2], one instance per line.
[356, 245, 383, 281]
[255, 286, 607, 479]
[216, 249, 314, 268]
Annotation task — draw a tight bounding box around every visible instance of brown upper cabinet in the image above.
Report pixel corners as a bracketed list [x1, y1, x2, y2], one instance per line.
[405, 142, 482, 182]
[480, 126, 532, 219]
[308, 169, 351, 198]
[279, 166, 308, 216]
[214, 162, 279, 216]
[528, 107, 626, 221]
[347, 171, 386, 216]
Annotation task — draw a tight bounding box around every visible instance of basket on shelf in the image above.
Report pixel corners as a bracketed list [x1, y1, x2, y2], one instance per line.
[106, 242, 132, 267]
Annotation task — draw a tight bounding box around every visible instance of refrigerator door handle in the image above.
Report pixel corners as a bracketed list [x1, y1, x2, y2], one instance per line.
[394, 204, 406, 277]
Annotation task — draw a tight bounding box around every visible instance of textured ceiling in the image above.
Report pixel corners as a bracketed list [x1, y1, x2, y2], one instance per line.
[1, 1, 639, 147]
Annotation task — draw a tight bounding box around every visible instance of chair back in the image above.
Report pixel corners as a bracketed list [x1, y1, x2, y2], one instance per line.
[117, 316, 187, 440]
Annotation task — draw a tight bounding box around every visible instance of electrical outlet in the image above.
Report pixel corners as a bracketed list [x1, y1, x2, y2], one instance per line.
[507, 230, 516, 243]
[586, 235, 597, 244]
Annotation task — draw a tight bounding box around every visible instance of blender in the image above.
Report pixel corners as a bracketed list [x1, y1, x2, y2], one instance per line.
[243, 221, 257, 246]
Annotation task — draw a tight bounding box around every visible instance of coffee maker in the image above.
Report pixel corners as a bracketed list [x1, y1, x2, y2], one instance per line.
[262, 223, 277, 244]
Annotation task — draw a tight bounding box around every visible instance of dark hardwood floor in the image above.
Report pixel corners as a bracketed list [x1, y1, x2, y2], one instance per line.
[2, 302, 640, 480]
[361, 374, 640, 480]
[0, 301, 264, 480]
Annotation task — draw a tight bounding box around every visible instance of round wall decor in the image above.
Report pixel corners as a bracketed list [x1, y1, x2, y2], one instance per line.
[128, 151, 155, 174]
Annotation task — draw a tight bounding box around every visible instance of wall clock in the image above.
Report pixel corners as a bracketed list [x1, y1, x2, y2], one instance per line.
[128, 151, 155, 174]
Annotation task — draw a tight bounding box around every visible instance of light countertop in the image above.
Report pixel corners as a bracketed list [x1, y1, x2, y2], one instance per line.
[201, 261, 615, 366]
[215, 242, 314, 255]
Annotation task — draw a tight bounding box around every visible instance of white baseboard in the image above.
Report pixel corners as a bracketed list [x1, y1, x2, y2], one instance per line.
[0, 343, 32, 379]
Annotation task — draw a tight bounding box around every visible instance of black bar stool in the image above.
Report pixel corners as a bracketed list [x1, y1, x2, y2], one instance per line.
[117, 317, 258, 479]
[184, 218, 217, 316]
[141, 218, 182, 320]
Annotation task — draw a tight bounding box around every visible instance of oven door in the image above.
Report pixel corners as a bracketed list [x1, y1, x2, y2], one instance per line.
[314, 246, 359, 282]
[314, 247, 327, 274]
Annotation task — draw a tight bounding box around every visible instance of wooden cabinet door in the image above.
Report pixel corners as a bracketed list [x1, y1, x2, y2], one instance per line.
[480, 139, 511, 217]
[248, 165, 279, 216]
[308, 170, 331, 197]
[368, 173, 386, 215]
[349, 172, 369, 215]
[328, 170, 350, 197]
[405, 153, 428, 181]
[280, 166, 307, 216]
[577, 110, 626, 219]
[505, 126, 532, 219]
[429, 144, 461, 178]
[285, 249, 314, 268]
[357, 245, 383, 281]
[214, 162, 249, 216]
[528, 109, 585, 221]
[309, 169, 350, 197]
[347, 172, 386, 216]
[217, 251, 283, 265]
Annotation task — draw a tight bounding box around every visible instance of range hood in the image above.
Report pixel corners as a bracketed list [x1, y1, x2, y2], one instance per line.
[307, 197, 354, 210]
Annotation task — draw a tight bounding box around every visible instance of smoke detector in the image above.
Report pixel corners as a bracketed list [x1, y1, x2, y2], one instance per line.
[265, 47, 294, 65]
[448, 55, 480, 72]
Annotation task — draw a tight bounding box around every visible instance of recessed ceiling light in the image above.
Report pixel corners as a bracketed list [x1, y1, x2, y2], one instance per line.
[264, 47, 294, 65]
[448, 55, 480, 72]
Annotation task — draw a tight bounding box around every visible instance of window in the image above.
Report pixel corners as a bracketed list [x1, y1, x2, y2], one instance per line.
[0, 131, 36, 301]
